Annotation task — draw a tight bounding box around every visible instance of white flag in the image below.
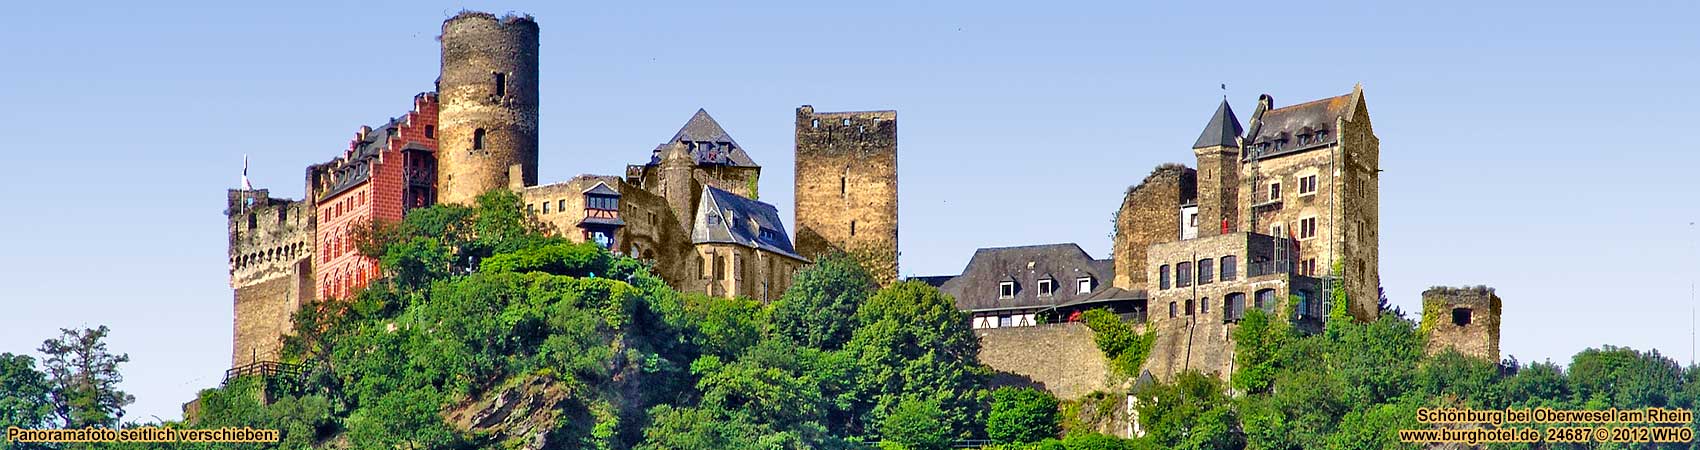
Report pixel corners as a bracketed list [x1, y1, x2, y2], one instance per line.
[242, 154, 254, 191]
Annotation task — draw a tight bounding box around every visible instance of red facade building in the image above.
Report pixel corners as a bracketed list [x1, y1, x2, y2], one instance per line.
[311, 93, 439, 299]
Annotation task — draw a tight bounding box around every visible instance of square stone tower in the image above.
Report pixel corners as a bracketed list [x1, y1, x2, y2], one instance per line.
[1421, 286, 1502, 362]
[793, 106, 898, 284]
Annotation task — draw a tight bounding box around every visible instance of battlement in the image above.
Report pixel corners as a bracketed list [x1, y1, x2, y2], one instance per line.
[442, 10, 537, 30]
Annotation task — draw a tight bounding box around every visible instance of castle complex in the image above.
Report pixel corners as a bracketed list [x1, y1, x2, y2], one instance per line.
[225, 12, 896, 367]
[225, 12, 1499, 408]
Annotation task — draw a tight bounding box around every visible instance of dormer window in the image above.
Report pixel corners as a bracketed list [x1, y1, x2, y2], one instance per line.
[999, 281, 1015, 299]
[1298, 134, 1311, 146]
[587, 194, 618, 211]
[1037, 279, 1054, 297]
[1315, 130, 1328, 141]
[1076, 277, 1092, 294]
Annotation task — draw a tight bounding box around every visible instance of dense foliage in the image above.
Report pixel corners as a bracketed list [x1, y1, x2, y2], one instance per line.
[175, 190, 991, 449]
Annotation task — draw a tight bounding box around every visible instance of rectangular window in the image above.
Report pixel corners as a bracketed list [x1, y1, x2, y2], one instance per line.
[1270, 182, 1282, 201]
[1176, 262, 1193, 287]
[1168, 302, 1177, 318]
[1077, 277, 1092, 294]
[542, 202, 550, 214]
[1198, 258, 1213, 284]
[1300, 217, 1317, 239]
[999, 281, 1015, 299]
[999, 316, 1013, 328]
[1220, 256, 1237, 281]
[1201, 297, 1210, 314]
[494, 72, 506, 97]
[1298, 174, 1318, 195]
[1159, 265, 1171, 290]
[558, 199, 566, 211]
[1038, 279, 1054, 297]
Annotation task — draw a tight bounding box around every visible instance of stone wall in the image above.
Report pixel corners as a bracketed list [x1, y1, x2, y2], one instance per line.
[1422, 286, 1501, 362]
[976, 323, 1113, 400]
[1112, 165, 1194, 290]
[1193, 145, 1240, 238]
[793, 106, 898, 285]
[437, 12, 540, 205]
[520, 175, 694, 289]
[684, 243, 805, 302]
[227, 189, 315, 366]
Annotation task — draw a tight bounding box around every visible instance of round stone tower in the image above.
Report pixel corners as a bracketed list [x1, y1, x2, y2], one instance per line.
[436, 11, 539, 205]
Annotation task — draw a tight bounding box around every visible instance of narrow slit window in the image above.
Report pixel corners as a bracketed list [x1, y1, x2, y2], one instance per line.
[473, 129, 486, 150]
[493, 72, 506, 97]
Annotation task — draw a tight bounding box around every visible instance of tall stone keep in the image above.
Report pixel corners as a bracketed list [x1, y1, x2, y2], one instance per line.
[437, 12, 540, 205]
[793, 106, 898, 284]
[1192, 99, 1242, 238]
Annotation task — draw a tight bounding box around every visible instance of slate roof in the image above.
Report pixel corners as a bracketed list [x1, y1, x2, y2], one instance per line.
[1245, 91, 1353, 160]
[1191, 99, 1243, 149]
[320, 118, 403, 201]
[910, 275, 956, 288]
[691, 186, 806, 261]
[937, 244, 1133, 312]
[648, 109, 758, 167]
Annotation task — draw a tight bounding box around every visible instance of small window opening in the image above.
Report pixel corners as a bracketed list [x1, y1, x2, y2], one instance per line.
[493, 72, 506, 97]
[850, 220, 856, 236]
[842, 118, 851, 126]
[473, 129, 486, 150]
[811, 119, 820, 128]
[999, 281, 1015, 299]
[1452, 308, 1472, 326]
[425, 125, 435, 139]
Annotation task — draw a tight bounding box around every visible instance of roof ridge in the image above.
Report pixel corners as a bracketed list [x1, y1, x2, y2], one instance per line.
[1265, 92, 1352, 113]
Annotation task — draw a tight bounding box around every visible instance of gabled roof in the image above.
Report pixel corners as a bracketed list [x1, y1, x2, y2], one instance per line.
[1192, 99, 1243, 149]
[937, 243, 1120, 312]
[582, 182, 619, 197]
[691, 186, 806, 261]
[320, 117, 404, 201]
[1245, 88, 1359, 159]
[649, 109, 759, 167]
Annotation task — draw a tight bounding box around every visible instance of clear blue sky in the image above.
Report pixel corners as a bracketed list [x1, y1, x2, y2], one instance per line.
[2, 0, 1696, 422]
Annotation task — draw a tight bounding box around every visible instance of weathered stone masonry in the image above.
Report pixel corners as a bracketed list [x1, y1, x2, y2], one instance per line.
[794, 106, 899, 285]
[437, 12, 539, 205]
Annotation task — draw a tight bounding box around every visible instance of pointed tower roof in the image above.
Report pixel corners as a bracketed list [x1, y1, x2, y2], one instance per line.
[651, 109, 758, 167]
[1191, 99, 1244, 149]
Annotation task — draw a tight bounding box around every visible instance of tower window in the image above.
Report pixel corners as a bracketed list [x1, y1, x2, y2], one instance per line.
[850, 220, 856, 236]
[842, 118, 851, 126]
[473, 129, 486, 150]
[425, 125, 435, 139]
[1452, 308, 1472, 326]
[493, 72, 506, 97]
[811, 119, 819, 128]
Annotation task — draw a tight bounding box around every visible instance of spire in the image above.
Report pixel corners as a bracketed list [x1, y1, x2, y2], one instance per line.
[1191, 99, 1244, 149]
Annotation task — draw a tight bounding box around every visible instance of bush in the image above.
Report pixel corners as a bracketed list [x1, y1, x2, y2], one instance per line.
[987, 387, 1059, 444]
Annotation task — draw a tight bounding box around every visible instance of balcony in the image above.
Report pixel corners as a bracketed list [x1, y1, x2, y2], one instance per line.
[1247, 260, 1292, 277]
[404, 167, 435, 188]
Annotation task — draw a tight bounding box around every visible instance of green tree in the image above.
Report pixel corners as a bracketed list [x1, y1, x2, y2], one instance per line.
[38, 326, 134, 428]
[771, 252, 878, 351]
[986, 387, 1059, 444]
[1080, 309, 1153, 378]
[880, 397, 951, 450]
[1230, 308, 1290, 393]
[1133, 371, 1241, 450]
[0, 353, 55, 450]
[845, 281, 988, 437]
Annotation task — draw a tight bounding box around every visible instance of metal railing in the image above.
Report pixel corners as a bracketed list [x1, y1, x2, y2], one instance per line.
[222, 360, 314, 385]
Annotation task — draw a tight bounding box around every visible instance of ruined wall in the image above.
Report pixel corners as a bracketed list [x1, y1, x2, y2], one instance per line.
[794, 106, 898, 284]
[438, 12, 539, 204]
[1422, 286, 1501, 362]
[227, 189, 315, 366]
[1112, 165, 1195, 290]
[976, 323, 1113, 400]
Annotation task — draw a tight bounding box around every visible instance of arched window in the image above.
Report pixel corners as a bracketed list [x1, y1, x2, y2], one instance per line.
[1255, 289, 1277, 313]
[473, 128, 486, 150]
[1200, 297, 1210, 314]
[1168, 301, 1177, 318]
[1225, 293, 1246, 321]
[1185, 298, 1195, 315]
[1220, 255, 1238, 281]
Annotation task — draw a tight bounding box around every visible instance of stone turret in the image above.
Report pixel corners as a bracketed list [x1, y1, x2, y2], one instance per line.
[436, 11, 540, 204]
